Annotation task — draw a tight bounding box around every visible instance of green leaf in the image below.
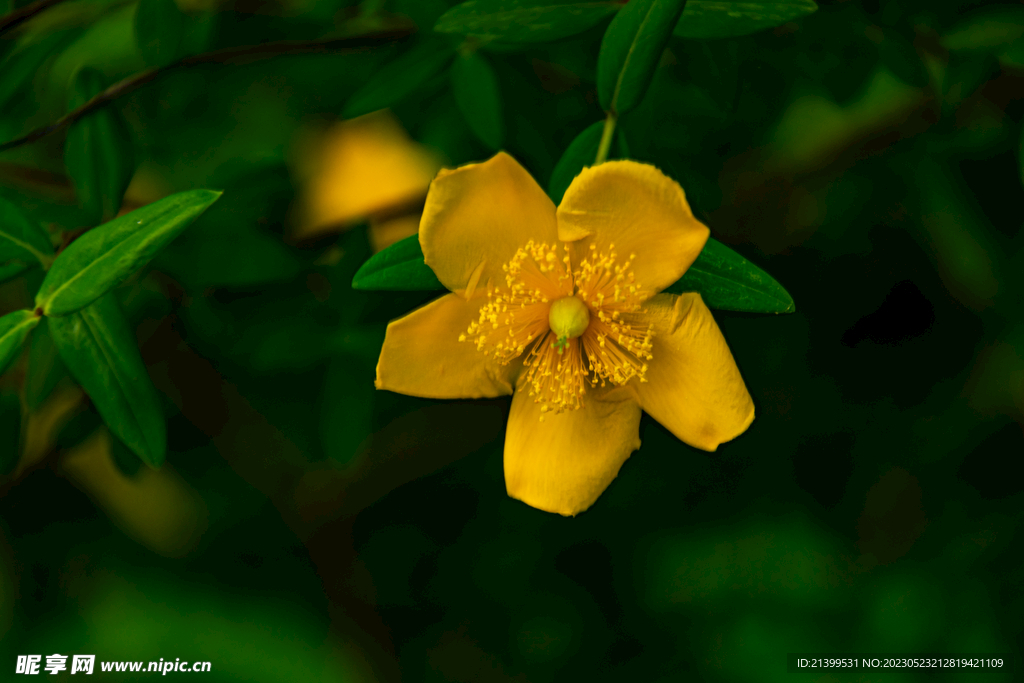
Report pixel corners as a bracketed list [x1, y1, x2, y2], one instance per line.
[673, 0, 817, 39]
[0, 29, 82, 112]
[943, 6, 1024, 51]
[0, 196, 55, 271]
[547, 120, 631, 204]
[451, 52, 504, 150]
[25, 317, 68, 411]
[597, 0, 688, 116]
[35, 189, 222, 317]
[0, 310, 40, 376]
[49, 293, 166, 466]
[134, 0, 187, 67]
[64, 67, 137, 226]
[342, 37, 456, 119]
[0, 391, 21, 475]
[664, 238, 795, 313]
[435, 0, 620, 43]
[352, 234, 444, 291]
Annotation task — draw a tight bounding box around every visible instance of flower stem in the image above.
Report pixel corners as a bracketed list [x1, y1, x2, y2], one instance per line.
[594, 111, 617, 165]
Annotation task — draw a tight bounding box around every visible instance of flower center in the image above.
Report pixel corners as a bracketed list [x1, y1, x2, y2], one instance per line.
[461, 240, 652, 417]
[548, 295, 590, 349]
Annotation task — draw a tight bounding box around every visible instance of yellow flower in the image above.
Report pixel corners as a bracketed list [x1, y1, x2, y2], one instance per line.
[290, 110, 441, 251]
[375, 153, 755, 516]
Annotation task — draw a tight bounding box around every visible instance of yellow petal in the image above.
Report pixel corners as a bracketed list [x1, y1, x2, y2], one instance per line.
[556, 161, 709, 297]
[420, 152, 558, 295]
[293, 110, 440, 239]
[635, 293, 754, 451]
[504, 385, 641, 516]
[376, 293, 519, 399]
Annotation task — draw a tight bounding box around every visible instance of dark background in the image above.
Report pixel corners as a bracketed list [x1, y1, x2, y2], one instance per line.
[1, 0, 1021, 680]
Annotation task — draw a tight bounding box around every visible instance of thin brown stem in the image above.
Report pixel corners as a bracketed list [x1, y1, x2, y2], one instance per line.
[0, 23, 416, 154]
[0, 0, 69, 37]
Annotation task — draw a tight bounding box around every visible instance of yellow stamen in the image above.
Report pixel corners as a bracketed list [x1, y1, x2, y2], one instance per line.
[461, 240, 653, 416]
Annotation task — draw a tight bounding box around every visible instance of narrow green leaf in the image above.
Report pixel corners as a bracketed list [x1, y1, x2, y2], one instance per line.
[352, 234, 444, 291]
[435, 0, 620, 43]
[664, 238, 795, 313]
[342, 37, 456, 119]
[673, 0, 817, 39]
[0, 196, 54, 271]
[49, 293, 166, 466]
[451, 53, 504, 150]
[597, 0, 687, 116]
[25, 317, 68, 411]
[0, 29, 82, 112]
[547, 120, 631, 203]
[0, 310, 41, 375]
[64, 67, 137, 226]
[134, 0, 187, 67]
[0, 391, 21, 475]
[36, 189, 222, 317]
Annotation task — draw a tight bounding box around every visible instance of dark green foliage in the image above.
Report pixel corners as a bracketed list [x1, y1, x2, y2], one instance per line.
[666, 238, 795, 313]
[0, 309, 39, 375]
[49, 294, 166, 466]
[352, 234, 444, 291]
[451, 52, 505, 150]
[674, 0, 818, 39]
[597, 0, 688, 115]
[24, 317, 68, 411]
[134, 0, 187, 68]
[64, 67, 137, 226]
[36, 189, 221, 316]
[0, 0, 1022, 679]
[435, 0, 621, 43]
[0, 390, 20, 474]
[342, 37, 456, 119]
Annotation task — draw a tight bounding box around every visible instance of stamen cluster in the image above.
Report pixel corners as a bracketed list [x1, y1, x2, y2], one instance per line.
[461, 240, 654, 417]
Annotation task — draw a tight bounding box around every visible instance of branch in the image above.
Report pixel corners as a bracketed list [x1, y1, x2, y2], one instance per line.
[0, 0, 68, 37]
[0, 23, 416, 154]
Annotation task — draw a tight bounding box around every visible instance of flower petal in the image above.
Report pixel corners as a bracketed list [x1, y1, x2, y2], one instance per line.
[556, 161, 709, 297]
[504, 385, 641, 516]
[420, 152, 558, 295]
[293, 110, 440, 238]
[376, 293, 519, 399]
[635, 293, 754, 451]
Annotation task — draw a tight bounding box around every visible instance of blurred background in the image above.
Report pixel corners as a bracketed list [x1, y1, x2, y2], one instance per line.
[1, 0, 1022, 680]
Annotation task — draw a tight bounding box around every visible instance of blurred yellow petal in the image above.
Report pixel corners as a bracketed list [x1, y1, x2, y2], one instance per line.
[59, 429, 208, 558]
[369, 214, 421, 253]
[420, 152, 558, 295]
[293, 110, 440, 239]
[635, 293, 754, 451]
[504, 385, 641, 516]
[556, 161, 709, 297]
[376, 293, 520, 399]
